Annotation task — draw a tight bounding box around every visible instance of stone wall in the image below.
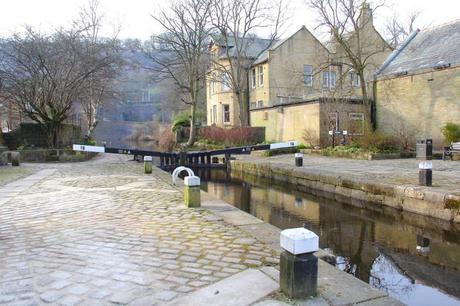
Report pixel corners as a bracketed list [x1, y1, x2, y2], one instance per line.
[376, 66, 460, 149]
[250, 100, 369, 146]
[230, 160, 460, 223]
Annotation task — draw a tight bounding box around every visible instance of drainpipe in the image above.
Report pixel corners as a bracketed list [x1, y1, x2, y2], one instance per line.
[374, 29, 420, 76]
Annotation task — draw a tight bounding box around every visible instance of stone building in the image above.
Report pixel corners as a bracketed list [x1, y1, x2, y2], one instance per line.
[375, 20, 460, 149]
[249, 3, 391, 145]
[206, 3, 392, 146]
[206, 36, 272, 127]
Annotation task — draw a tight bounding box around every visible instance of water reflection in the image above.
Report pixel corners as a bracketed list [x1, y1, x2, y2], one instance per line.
[196, 168, 460, 306]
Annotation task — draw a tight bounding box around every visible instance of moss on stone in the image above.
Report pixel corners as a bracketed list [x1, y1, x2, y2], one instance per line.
[445, 198, 460, 210]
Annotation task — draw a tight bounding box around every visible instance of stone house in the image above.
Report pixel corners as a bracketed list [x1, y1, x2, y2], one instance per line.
[249, 3, 392, 145]
[206, 36, 272, 127]
[375, 20, 460, 149]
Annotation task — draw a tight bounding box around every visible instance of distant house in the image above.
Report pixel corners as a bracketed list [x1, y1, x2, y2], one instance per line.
[248, 3, 391, 145]
[375, 20, 460, 149]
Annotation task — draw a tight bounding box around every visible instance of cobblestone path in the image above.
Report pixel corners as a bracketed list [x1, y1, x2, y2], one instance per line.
[0, 155, 278, 305]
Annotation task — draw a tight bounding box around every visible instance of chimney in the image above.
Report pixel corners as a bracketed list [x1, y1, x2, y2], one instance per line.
[359, 2, 373, 28]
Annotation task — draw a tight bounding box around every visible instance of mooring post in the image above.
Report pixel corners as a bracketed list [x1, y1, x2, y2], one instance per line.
[144, 156, 153, 174]
[295, 153, 303, 167]
[280, 227, 319, 299]
[419, 161, 432, 186]
[184, 176, 201, 208]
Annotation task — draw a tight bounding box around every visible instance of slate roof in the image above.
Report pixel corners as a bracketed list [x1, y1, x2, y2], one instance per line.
[211, 36, 273, 60]
[377, 19, 460, 76]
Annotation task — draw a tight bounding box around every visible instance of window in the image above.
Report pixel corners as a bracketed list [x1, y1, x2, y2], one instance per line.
[322, 71, 329, 88]
[348, 113, 364, 135]
[212, 105, 217, 124]
[221, 72, 230, 92]
[328, 112, 338, 131]
[251, 68, 256, 88]
[258, 66, 264, 86]
[330, 71, 336, 88]
[303, 65, 313, 86]
[223, 104, 230, 123]
[250, 102, 257, 109]
[257, 100, 264, 108]
[350, 72, 361, 87]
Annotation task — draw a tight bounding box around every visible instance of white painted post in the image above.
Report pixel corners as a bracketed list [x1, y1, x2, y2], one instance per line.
[279, 228, 319, 299]
[144, 156, 153, 174]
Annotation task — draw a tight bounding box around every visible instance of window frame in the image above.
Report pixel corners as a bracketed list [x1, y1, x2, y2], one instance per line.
[258, 66, 264, 86]
[303, 64, 313, 87]
[222, 104, 230, 124]
[348, 112, 365, 135]
[251, 68, 256, 88]
[322, 71, 329, 88]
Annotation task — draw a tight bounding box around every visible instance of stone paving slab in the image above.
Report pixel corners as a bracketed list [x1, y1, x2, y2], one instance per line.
[167, 268, 278, 306]
[0, 154, 279, 305]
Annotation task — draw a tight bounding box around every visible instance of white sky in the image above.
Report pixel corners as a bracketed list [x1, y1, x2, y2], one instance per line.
[0, 0, 458, 40]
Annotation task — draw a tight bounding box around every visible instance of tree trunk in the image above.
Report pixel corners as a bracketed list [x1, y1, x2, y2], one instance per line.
[237, 92, 249, 126]
[187, 101, 197, 146]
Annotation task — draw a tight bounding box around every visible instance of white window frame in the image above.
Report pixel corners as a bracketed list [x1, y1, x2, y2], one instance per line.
[258, 66, 264, 86]
[303, 65, 313, 87]
[330, 71, 336, 88]
[251, 68, 256, 88]
[322, 71, 329, 88]
[222, 104, 230, 124]
[257, 100, 263, 108]
[348, 112, 364, 135]
[350, 72, 361, 87]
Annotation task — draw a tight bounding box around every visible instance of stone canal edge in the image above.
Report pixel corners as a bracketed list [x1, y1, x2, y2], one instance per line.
[153, 167, 403, 305]
[230, 160, 460, 223]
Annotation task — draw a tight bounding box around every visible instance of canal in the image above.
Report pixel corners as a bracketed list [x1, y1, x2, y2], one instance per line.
[195, 168, 460, 306]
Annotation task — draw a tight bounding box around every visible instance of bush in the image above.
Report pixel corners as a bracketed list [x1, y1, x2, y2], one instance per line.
[199, 126, 263, 146]
[159, 129, 176, 151]
[171, 111, 206, 133]
[441, 123, 460, 144]
[351, 131, 399, 153]
[171, 112, 191, 133]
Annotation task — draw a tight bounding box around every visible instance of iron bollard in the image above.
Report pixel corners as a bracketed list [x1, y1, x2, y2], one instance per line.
[419, 161, 432, 186]
[144, 156, 153, 174]
[295, 153, 303, 167]
[280, 228, 319, 299]
[184, 176, 201, 208]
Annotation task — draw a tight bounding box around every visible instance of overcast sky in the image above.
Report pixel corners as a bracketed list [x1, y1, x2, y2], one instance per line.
[0, 0, 458, 40]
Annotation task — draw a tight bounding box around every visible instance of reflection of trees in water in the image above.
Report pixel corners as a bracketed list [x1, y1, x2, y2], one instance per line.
[369, 254, 415, 296]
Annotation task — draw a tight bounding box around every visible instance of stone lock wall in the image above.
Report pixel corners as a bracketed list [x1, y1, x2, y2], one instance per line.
[376, 66, 460, 149]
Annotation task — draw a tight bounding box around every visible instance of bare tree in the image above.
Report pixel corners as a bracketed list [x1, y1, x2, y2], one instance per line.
[384, 11, 420, 48]
[210, 0, 285, 126]
[76, 0, 123, 138]
[146, 0, 212, 146]
[307, 0, 391, 106]
[0, 25, 120, 147]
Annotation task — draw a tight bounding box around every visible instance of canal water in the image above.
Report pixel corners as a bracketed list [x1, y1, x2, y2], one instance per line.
[195, 168, 460, 306]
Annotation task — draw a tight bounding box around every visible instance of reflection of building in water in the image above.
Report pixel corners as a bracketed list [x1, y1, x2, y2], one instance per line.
[213, 170, 460, 303]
